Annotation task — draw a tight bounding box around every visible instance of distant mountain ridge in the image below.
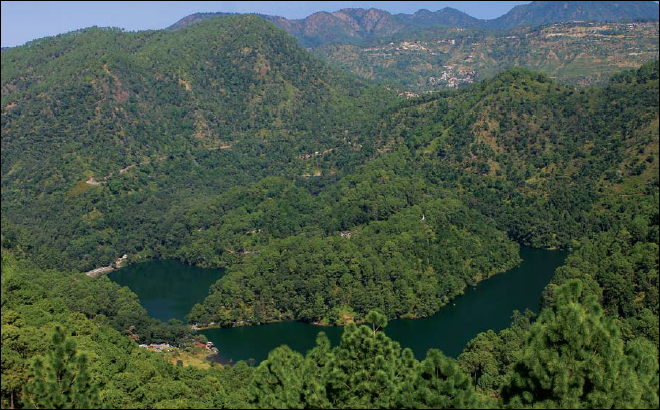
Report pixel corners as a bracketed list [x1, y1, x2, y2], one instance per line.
[168, 1, 660, 46]
[488, 1, 660, 29]
[397, 7, 483, 29]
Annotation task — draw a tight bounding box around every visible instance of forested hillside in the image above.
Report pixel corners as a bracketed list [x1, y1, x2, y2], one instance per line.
[371, 61, 659, 248]
[190, 61, 659, 327]
[457, 180, 659, 399]
[168, 4, 659, 92]
[1, 15, 395, 271]
[3, 13, 658, 328]
[2, 250, 658, 408]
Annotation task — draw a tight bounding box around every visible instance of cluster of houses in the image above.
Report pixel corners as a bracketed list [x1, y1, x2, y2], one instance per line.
[139, 343, 173, 352]
[138, 340, 219, 355]
[428, 66, 476, 88]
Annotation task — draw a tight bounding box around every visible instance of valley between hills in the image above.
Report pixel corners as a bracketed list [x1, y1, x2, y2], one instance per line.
[1, 1, 659, 408]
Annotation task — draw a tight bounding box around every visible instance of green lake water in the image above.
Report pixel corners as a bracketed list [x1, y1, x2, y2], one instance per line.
[108, 247, 566, 364]
[108, 260, 225, 323]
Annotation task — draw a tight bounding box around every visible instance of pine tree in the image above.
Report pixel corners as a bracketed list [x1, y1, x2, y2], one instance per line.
[622, 338, 660, 409]
[249, 332, 332, 409]
[22, 326, 100, 409]
[396, 349, 485, 409]
[324, 310, 416, 409]
[248, 345, 306, 409]
[249, 311, 423, 409]
[501, 280, 659, 409]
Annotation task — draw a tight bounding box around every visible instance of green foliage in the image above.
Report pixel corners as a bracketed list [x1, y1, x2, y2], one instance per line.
[457, 177, 659, 403]
[249, 344, 328, 409]
[22, 326, 100, 409]
[1, 256, 190, 345]
[458, 310, 535, 397]
[548, 185, 660, 345]
[1, 252, 254, 409]
[191, 196, 519, 326]
[250, 312, 481, 409]
[396, 349, 486, 409]
[1, 13, 658, 409]
[501, 280, 659, 409]
[324, 323, 414, 408]
[188, 62, 658, 329]
[1, 15, 396, 272]
[365, 310, 388, 332]
[373, 61, 659, 249]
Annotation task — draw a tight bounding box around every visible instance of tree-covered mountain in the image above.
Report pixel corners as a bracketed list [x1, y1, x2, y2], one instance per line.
[384, 62, 658, 247]
[3, 8, 657, 325]
[1, 15, 395, 271]
[3, 3, 658, 325]
[189, 61, 659, 327]
[1, 14, 389, 181]
[169, 1, 660, 46]
[488, 1, 659, 30]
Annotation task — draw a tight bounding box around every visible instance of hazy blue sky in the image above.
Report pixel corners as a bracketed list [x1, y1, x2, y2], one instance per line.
[1, 1, 533, 47]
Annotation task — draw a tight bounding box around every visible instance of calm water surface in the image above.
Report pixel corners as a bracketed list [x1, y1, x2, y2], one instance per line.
[108, 260, 224, 322]
[109, 247, 566, 363]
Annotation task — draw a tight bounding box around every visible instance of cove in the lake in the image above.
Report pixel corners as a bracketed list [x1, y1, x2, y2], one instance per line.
[108, 247, 566, 364]
[108, 260, 225, 323]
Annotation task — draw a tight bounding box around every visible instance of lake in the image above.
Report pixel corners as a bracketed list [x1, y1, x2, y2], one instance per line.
[108, 259, 225, 322]
[109, 246, 566, 364]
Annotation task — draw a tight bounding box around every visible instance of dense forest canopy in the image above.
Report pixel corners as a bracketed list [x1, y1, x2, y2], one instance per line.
[1, 9, 658, 410]
[188, 60, 659, 328]
[1, 16, 396, 271]
[2, 248, 658, 408]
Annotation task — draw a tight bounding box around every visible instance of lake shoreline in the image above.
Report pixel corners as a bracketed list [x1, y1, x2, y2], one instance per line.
[191, 252, 524, 330]
[109, 247, 567, 364]
[199, 247, 566, 363]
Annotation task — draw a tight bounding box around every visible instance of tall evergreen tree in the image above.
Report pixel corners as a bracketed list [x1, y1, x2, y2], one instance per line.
[322, 311, 416, 409]
[22, 326, 100, 409]
[396, 349, 486, 409]
[501, 280, 659, 409]
[249, 332, 332, 409]
[248, 345, 307, 409]
[250, 311, 422, 409]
